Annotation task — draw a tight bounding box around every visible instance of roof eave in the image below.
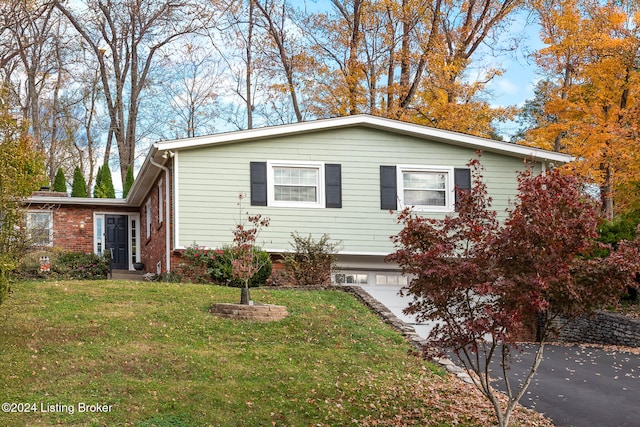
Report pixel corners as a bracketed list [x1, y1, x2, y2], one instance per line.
[152, 114, 573, 163]
[24, 196, 130, 206]
[125, 145, 164, 207]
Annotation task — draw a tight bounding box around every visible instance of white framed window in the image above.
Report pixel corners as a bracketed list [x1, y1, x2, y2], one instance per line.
[397, 165, 454, 212]
[145, 198, 151, 238]
[157, 179, 163, 224]
[95, 215, 104, 256]
[27, 211, 53, 246]
[131, 218, 138, 264]
[267, 161, 325, 208]
[334, 272, 369, 285]
[375, 274, 408, 286]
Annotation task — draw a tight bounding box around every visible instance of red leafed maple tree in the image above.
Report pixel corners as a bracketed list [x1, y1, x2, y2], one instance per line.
[231, 194, 270, 305]
[387, 159, 640, 427]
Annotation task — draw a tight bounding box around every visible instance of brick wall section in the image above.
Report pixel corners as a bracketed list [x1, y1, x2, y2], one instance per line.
[52, 205, 95, 253]
[26, 198, 137, 254]
[552, 311, 640, 347]
[140, 167, 172, 274]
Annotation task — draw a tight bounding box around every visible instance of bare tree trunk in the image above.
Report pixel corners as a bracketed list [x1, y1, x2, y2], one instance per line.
[601, 165, 614, 219]
[246, 0, 254, 129]
[385, 4, 397, 115]
[55, 0, 205, 182]
[398, 0, 441, 112]
[347, 0, 362, 115]
[331, 0, 363, 115]
[254, 0, 303, 122]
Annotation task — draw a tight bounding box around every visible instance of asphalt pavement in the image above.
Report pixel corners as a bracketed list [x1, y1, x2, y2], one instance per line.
[360, 285, 640, 427]
[495, 343, 640, 427]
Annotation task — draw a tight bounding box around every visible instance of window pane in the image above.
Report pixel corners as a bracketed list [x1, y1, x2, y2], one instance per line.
[273, 166, 319, 202]
[28, 212, 51, 246]
[274, 168, 317, 186]
[405, 189, 446, 206]
[403, 171, 447, 207]
[131, 219, 137, 263]
[274, 185, 317, 202]
[96, 217, 103, 256]
[403, 172, 446, 190]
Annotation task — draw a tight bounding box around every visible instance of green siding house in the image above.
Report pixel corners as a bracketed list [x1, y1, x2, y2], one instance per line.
[26, 115, 572, 283]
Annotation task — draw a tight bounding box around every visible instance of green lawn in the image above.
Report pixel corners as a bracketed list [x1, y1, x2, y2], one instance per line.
[0, 280, 550, 426]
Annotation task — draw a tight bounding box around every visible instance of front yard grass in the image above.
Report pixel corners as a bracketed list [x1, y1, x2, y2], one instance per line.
[0, 280, 551, 426]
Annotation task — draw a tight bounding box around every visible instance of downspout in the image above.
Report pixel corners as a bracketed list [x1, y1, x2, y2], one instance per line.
[149, 154, 173, 273]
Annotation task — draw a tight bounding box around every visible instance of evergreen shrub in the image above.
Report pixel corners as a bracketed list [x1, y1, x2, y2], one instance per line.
[53, 168, 67, 192]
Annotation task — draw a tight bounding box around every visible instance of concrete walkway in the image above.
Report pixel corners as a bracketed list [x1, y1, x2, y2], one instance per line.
[359, 285, 437, 338]
[110, 270, 146, 281]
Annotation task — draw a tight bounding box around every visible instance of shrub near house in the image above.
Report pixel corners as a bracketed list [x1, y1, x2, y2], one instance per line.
[177, 244, 272, 286]
[17, 250, 110, 280]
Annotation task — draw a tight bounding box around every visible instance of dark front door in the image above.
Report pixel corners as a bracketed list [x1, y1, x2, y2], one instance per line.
[106, 215, 129, 270]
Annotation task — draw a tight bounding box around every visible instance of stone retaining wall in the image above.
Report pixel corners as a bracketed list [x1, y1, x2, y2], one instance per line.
[553, 310, 640, 347]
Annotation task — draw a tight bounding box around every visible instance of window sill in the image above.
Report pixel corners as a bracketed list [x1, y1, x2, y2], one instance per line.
[400, 205, 454, 213]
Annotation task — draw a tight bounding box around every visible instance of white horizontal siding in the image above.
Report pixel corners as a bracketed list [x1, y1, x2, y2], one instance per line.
[175, 127, 533, 254]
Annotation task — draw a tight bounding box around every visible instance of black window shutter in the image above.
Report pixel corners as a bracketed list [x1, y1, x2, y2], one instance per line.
[325, 164, 342, 208]
[454, 168, 471, 210]
[380, 165, 397, 210]
[250, 162, 267, 206]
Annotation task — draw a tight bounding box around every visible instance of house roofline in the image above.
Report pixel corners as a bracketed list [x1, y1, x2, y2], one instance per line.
[151, 114, 574, 164]
[24, 196, 131, 207]
[122, 115, 576, 207]
[125, 147, 166, 207]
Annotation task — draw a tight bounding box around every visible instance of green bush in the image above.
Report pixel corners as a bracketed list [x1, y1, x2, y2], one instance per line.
[597, 217, 638, 249]
[16, 249, 110, 280]
[209, 245, 272, 288]
[0, 257, 12, 304]
[177, 244, 272, 287]
[56, 252, 110, 279]
[279, 233, 340, 287]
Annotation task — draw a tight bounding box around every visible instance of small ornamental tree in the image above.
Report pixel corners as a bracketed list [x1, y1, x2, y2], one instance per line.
[71, 166, 88, 197]
[388, 159, 640, 427]
[122, 165, 134, 198]
[230, 194, 270, 304]
[53, 168, 67, 192]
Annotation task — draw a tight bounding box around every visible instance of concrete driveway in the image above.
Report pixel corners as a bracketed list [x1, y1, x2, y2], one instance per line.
[360, 285, 438, 339]
[360, 285, 640, 427]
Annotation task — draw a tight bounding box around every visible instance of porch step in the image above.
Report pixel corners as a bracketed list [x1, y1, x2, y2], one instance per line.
[110, 270, 145, 281]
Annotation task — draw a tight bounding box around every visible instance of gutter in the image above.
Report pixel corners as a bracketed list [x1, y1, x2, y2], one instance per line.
[149, 154, 173, 273]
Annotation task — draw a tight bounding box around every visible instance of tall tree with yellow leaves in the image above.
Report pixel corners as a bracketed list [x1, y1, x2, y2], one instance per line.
[527, 0, 640, 217]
